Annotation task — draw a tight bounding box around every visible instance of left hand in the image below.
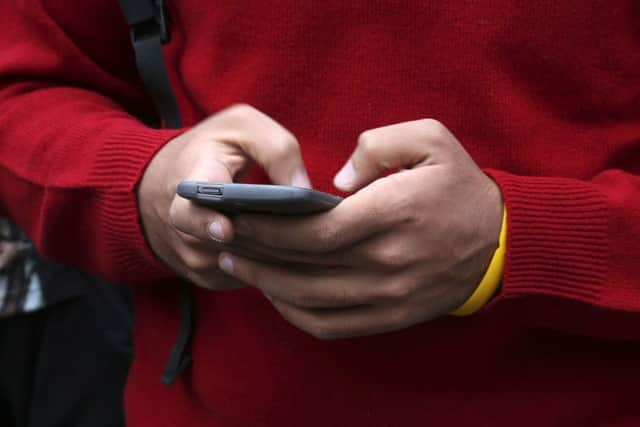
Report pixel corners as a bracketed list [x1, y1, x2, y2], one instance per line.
[220, 119, 503, 339]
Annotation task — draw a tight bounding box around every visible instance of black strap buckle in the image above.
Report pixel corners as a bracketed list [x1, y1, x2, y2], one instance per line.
[121, 0, 170, 44]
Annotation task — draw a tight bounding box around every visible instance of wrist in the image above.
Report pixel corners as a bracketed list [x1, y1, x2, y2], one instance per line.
[138, 132, 190, 208]
[137, 132, 189, 256]
[450, 204, 507, 316]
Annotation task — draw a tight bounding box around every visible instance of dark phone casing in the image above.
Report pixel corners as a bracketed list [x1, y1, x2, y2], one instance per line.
[177, 182, 342, 215]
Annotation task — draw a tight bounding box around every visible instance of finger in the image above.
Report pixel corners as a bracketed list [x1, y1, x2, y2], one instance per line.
[232, 229, 412, 272]
[173, 244, 246, 290]
[203, 104, 311, 187]
[188, 268, 247, 291]
[170, 196, 235, 243]
[166, 136, 238, 242]
[169, 230, 337, 267]
[231, 235, 349, 267]
[334, 118, 460, 192]
[218, 252, 381, 308]
[271, 299, 412, 340]
[234, 183, 396, 252]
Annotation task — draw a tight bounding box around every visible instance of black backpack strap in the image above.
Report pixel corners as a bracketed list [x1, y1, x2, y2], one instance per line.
[160, 282, 193, 385]
[118, 0, 193, 385]
[119, 0, 182, 128]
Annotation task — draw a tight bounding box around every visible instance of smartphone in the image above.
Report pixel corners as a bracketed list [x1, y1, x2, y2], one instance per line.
[177, 181, 343, 215]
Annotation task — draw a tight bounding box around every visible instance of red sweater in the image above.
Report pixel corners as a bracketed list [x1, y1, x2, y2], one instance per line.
[2, 1, 640, 426]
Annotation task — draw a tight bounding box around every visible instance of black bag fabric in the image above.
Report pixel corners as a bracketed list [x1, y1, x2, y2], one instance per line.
[0, 214, 134, 427]
[0, 272, 132, 427]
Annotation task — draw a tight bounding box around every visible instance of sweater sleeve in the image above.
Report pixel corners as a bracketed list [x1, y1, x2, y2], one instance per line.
[483, 168, 640, 341]
[0, 2, 184, 284]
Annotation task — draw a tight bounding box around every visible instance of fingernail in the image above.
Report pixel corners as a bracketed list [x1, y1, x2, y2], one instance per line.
[208, 220, 224, 241]
[334, 160, 356, 190]
[291, 168, 312, 188]
[218, 254, 234, 274]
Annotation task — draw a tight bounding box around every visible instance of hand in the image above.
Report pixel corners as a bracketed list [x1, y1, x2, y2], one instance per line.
[138, 104, 311, 289]
[219, 119, 503, 338]
[0, 240, 22, 270]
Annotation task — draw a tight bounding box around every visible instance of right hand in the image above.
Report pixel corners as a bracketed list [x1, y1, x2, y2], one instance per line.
[137, 104, 310, 290]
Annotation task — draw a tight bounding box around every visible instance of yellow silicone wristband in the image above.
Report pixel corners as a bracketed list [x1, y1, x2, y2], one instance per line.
[450, 206, 507, 316]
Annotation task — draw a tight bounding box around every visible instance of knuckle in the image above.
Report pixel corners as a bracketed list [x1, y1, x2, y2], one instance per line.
[271, 132, 300, 159]
[385, 189, 414, 224]
[387, 306, 411, 330]
[226, 103, 257, 119]
[293, 283, 349, 309]
[419, 118, 449, 142]
[317, 224, 340, 252]
[181, 250, 211, 273]
[168, 201, 182, 229]
[334, 284, 351, 307]
[308, 320, 338, 340]
[291, 288, 318, 308]
[180, 232, 206, 248]
[272, 300, 294, 321]
[366, 192, 389, 223]
[381, 278, 414, 301]
[357, 130, 379, 158]
[370, 243, 408, 270]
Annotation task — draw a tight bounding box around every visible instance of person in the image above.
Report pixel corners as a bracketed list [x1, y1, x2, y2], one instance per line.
[0, 218, 133, 427]
[1, 1, 639, 426]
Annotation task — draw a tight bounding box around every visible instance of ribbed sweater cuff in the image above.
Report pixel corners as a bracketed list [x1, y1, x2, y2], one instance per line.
[87, 124, 185, 284]
[484, 170, 608, 306]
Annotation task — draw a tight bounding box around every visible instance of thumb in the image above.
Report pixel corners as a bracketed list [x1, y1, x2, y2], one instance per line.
[334, 119, 456, 192]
